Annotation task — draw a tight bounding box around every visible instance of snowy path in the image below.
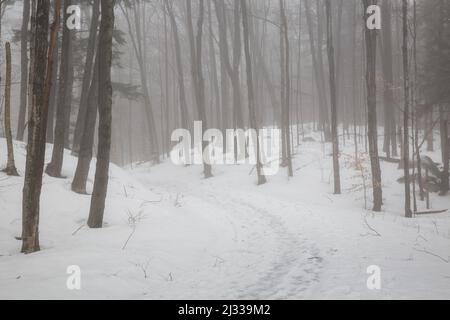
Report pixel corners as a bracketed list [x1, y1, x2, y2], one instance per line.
[136, 169, 323, 299]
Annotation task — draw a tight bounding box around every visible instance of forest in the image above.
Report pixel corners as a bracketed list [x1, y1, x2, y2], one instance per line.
[0, 0, 450, 300]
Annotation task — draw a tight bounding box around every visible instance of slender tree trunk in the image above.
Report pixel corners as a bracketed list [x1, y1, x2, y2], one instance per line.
[186, 0, 212, 178]
[72, 0, 100, 153]
[363, 0, 382, 211]
[3, 42, 19, 176]
[402, 0, 412, 218]
[46, 0, 74, 177]
[72, 55, 99, 194]
[304, 0, 329, 139]
[87, 0, 115, 228]
[325, 0, 341, 194]
[46, 35, 59, 144]
[165, 0, 189, 131]
[241, 0, 266, 186]
[380, 0, 396, 158]
[22, 0, 61, 253]
[280, 0, 293, 177]
[17, 0, 31, 141]
[439, 106, 449, 195]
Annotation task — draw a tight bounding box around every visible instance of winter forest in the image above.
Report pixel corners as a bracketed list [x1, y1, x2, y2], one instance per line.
[0, 0, 450, 300]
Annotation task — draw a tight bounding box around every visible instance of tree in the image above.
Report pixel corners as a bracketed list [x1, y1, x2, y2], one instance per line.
[3, 42, 19, 176]
[304, 0, 330, 138]
[87, 0, 115, 228]
[22, 0, 61, 253]
[241, 0, 266, 186]
[325, 0, 341, 194]
[72, 0, 100, 153]
[279, 0, 293, 177]
[16, 0, 31, 141]
[165, 0, 190, 131]
[402, 0, 412, 218]
[363, 0, 382, 211]
[380, 0, 397, 158]
[186, 0, 212, 178]
[46, 0, 74, 178]
[71, 53, 99, 194]
[120, 0, 160, 163]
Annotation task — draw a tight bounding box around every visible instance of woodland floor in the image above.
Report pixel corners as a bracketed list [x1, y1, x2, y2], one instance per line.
[1, 127, 450, 299]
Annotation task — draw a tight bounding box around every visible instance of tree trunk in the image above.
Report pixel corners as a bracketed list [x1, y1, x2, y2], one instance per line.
[402, 0, 412, 218]
[87, 0, 114, 229]
[17, 0, 31, 141]
[363, 0, 382, 211]
[22, 0, 61, 253]
[380, 0, 397, 158]
[72, 0, 100, 153]
[439, 106, 449, 195]
[3, 42, 19, 176]
[186, 0, 212, 178]
[46, 0, 74, 177]
[304, 0, 330, 139]
[241, 0, 266, 186]
[280, 0, 293, 177]
[72, 55, 99, 194]
[165, 0, 190, 131]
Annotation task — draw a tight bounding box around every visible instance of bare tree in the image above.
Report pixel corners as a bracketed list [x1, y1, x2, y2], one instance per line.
[186, 0, 212, 178]
[87, 0, 115, 228]
[16, 0, 31, 141]
[46, 0, 74, 177]
[363, 0, 382, 211]
[3, 42, 19, 176]
[241, 0, 266, 186]
[325, 0, 341, 194]
[22, 0, 61, 253]
[402, 0, 412, 218]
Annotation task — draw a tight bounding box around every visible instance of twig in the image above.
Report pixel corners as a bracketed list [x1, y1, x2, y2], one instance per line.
[363, 215, 381, 237]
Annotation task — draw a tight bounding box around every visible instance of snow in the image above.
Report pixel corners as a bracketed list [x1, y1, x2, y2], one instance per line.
[1, 129, 450, 300]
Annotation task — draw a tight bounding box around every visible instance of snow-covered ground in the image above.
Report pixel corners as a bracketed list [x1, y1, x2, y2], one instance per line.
[1, 128, 450, 300]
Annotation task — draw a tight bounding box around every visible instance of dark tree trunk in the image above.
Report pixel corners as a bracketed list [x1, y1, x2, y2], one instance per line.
[22, 0, 60, 254]
[46, 34, 59, 143]
[280, 0, 293, 177]
[304, 0, 330, 138]
[3, 42, 19, 176]
[439, 106, 449, 195]
[17, 0, 31, 141]
[165, 0, 189, 131]
[363, 0, 382, 211]
[402, 0, 412, 218]
[186, 0, 212, 178]
[241, 0, 266, 186]
[325, 0, 341, 195]
[380, 0, 397, 158]
[72, 55, 99, 194]
[72, 0, 100, 153]
[46, 0, 74, 177]
[87, 0, 114, 229]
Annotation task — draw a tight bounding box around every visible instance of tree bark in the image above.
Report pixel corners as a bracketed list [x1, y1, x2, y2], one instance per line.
[325, 0, 341, 195]
[363, 0, 382, 211]
[241, 0, 266, 186]
[46, 0, 74, 177]
[186, 0, 212, 178]
[72, 0, 100, 153]
[22, 0, 60, 253]
[402, 0, 412, 217]
[3, 42, 19, 176]
[72, 54, 99, 194]
[17, 0, 31, 141]
[87, 0, 115, 228]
